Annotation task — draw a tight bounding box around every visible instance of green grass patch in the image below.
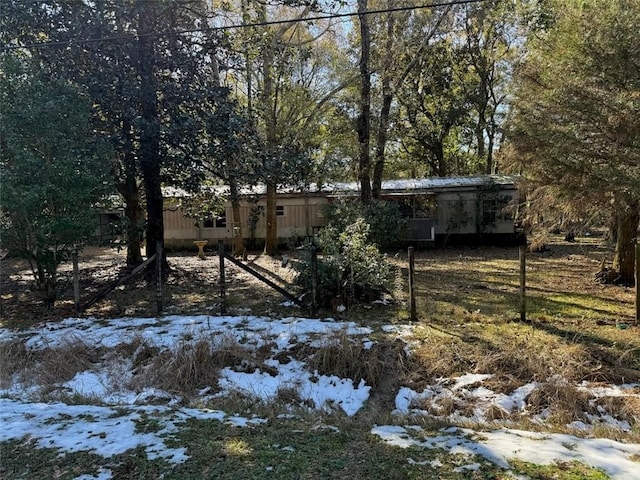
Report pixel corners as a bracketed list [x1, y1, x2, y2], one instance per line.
[510, 459, 611, 479]
[166, 415, 510, 480]
[0, 440, 109, 480]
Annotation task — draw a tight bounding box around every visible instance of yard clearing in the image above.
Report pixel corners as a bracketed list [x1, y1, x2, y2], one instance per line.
[1, 236, 639, 479]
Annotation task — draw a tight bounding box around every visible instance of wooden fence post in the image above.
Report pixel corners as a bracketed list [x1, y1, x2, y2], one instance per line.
[156, 240, 163, 316]
[408, 247, 417, 321]
[72, 249, 80, 315]
[636, 240, 640, 325]
[311, 247, 318, 315]
[519, 245, 526, 322]
[219, 240, 226, 315]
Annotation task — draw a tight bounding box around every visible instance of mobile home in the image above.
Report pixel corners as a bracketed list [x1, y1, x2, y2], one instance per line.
[162, 175, 524, 249]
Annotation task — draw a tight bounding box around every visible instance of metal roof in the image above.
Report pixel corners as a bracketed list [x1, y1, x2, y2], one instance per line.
[323, 175, 518, 195]
[162, 175, 519, 198]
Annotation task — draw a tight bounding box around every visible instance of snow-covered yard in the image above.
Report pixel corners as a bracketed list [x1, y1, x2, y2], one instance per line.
[2, 314, 640, 479]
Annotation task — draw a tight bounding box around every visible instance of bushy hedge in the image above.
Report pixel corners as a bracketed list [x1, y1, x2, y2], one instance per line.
[295, 207, 395, 308]
[321, 198, 407, 250]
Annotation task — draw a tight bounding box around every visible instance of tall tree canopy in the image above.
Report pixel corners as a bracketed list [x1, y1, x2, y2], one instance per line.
[508, 0, 640, 284]
[346, 0, 524, 197]
[1, 0, 241, 267]
[221, 0, 345, 254]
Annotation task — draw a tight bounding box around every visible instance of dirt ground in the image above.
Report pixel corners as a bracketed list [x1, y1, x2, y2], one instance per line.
[0, 246, 301, 327]
[1, 237, 635, 328]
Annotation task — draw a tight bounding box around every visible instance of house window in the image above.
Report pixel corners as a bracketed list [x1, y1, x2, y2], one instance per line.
[482, 198, 510, 225]
[398, 200, 413, 219]
[276, 205, 285, 217]
[398, 197, 435, 219]
[203, 211, 226, 228]
[215, 212, 227, 228]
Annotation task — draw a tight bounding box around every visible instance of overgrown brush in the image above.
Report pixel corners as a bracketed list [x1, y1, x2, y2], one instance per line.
[0, 340, 34, 388]
[407, 340, 481, 387]
[132, 339, 219, 397]
[525, 378, 595, 424]
[303, 330, 407, 390]
[0, 336, 104, 392]
[593, 395, 640, 426]
[128, 333, 269, 398]
[407, 330, 638, 395]
[36, 337, 103, 385]
[210, 333, 262, 369]
[295, 216, 393, 307]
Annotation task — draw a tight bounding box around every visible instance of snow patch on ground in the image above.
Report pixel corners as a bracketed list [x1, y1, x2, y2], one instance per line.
[372, 425, 640, 480]
[2, 314, 640, 479]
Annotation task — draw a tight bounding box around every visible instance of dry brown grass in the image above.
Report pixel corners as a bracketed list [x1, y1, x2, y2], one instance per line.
[302, 330, 407, 391]
[0, 340, 34, 388]
[0, 336, 104, 396]
[36, 339, 103, 385]
[126, 333, 274, 399]
[406, 339, 481, 388]
[476, 341, 590, 384]
[133, 339, 220, 397]
[210, 333, 265, 370]
[404, 324, 640, 400]
[485, 403, 511, 421]
[525, 379, 595, 424]
[593, 395, 640, 426]
[275, 386, 303, 404]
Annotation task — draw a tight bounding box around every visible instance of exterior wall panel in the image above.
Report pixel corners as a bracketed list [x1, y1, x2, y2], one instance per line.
[160, 177, 520, 249]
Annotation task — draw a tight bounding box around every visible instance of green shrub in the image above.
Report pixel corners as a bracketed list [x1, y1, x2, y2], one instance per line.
[322, 198, 407, 250]
[295, 218, 392, 307]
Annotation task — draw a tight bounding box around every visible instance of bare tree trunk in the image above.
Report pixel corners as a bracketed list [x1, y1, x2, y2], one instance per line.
[262, 49, 279, 255]
[477, 109, 488, 172]
[435, 141, 447, 177]
[372, 5, 451, 194]
[117, 118, 144, 267]
[372, 91, 391, 200]
[613, 200, 639, 285]
[265, 182, 278, 255]
[258, 0, 279, 256]
[120, 174, 144, 267]
[210, 51, 245, 257]
[372, 9, 395, 200]
[357, 0, 372, 204]
[137, 3, 166, 270]
[229, 178, 244, 255]
[486, 119, 496, 174]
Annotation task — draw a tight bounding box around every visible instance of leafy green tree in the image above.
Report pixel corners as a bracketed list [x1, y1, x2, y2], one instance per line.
[228, 0, 347, 253]
[459, 0, 521, 174]
[397, 40, 474, 177]
[508, 0, 640, 284]
[0, 59, 111, 307]
[295, 218, 392, 307]
[368, 0, 453, 197]
[2, 0, 238, 269]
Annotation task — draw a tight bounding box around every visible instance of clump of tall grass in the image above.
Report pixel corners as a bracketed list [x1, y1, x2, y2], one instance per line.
[127, 333, 273, 399]
[0, 340, 34, 388]
[36, 337, 103, 385]
[525, 378, 595, 425]
[303, 329, 408, 390]
[1, 336, 102, 389]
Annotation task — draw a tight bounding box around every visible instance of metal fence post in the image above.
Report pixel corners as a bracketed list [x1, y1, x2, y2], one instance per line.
[519, 245, 526, 323]
[408, 247, 417, 321]
[156, 240, 163, 316]
[311, 247, 318, 315]
[219, 240, 226, 315]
